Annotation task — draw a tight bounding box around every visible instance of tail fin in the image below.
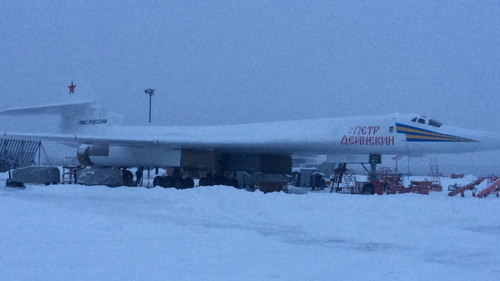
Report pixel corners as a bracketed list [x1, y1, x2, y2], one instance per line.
[1, 79, 125, 133]
[0, 101, 124, 134]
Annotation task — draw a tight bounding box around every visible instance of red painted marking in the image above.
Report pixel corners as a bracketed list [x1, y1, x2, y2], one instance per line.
[68, 81, 76, 94]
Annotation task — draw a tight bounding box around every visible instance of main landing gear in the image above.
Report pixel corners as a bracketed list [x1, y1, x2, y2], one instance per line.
[153, 167, 195, 189]
[330, 154, 382, 195]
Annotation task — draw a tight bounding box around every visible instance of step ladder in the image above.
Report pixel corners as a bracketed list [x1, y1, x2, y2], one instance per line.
[447, 178, 485, 197]
[477, 178, 500, 198]
[429, 159, 441, 190]
[341, 169, 359, 194]
[330, 163, 347, 193]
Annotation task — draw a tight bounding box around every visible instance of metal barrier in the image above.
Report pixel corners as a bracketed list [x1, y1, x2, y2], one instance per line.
[0, 139, 40, 172]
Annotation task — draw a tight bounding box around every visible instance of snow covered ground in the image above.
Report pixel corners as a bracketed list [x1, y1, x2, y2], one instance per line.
[1, 174, 499, 281]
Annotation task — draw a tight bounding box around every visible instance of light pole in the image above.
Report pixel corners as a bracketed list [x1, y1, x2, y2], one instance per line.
[144, 88, 155, 123]
[144, 88, 155, 188]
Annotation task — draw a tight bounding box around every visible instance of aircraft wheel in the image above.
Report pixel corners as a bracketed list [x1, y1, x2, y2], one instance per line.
[181, 177, 195, 189]
[199, 176, 213, 186]
[362, 183, 375, 195]
[229, 178, 239, 188]
[199, 177, 207, 186]
[163, 176, 180, 188]
[122, 169, 134, 187]
[153, 176, 164, 187]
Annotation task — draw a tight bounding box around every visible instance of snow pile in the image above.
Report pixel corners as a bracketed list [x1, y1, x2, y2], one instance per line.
[1, 176, 499, 281]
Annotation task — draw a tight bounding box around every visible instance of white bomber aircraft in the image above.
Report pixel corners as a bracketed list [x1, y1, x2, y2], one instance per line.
[1, 83, 499, 188]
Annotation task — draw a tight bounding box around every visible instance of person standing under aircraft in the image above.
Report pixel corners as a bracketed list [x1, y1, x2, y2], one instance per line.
[135, 167, 144, 187]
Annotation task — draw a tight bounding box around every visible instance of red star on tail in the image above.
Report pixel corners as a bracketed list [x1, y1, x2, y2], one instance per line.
[68, 81, 76, 94]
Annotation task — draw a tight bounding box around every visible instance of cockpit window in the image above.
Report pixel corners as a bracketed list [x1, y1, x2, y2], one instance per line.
[410, 116, 443, 128]
[428, 119, 442, 128]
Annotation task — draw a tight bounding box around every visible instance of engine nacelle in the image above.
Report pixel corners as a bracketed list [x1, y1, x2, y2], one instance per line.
[76, 145, 291, 173]
[77, 144, 181, 167]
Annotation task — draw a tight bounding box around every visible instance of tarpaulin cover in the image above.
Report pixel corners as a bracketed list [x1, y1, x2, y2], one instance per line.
[76, 168, 123, 187]
[11, 166, 61, 184]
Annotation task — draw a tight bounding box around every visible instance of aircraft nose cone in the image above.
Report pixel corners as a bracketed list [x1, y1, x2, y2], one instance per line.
[477, 132, 500, 151]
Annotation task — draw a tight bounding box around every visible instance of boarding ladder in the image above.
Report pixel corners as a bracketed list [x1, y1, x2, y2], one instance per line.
[341, 169, 359, 194]
[447, 178, 485, 197]
[477, 178, 500, 198]
[330, 163, 347, 193]
[428, 159, 442, 191]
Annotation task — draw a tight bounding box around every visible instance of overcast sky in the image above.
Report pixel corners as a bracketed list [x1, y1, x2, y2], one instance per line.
[1, 1, 500, 175]
[1, 0, 499, 129]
